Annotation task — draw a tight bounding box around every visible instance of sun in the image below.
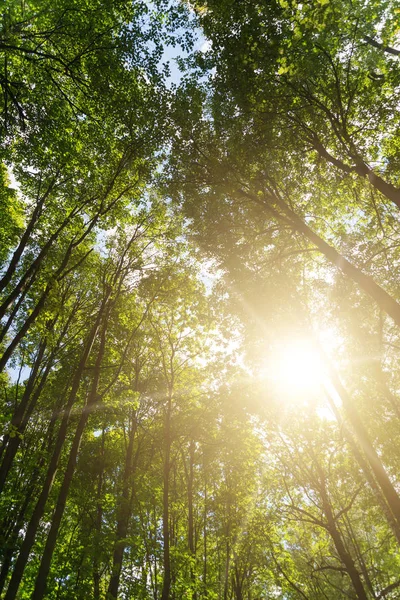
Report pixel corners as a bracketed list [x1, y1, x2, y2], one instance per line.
[261, 338, 326, 399]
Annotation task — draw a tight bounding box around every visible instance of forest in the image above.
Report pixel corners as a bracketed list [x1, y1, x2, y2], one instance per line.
[1, 0, 400, 598]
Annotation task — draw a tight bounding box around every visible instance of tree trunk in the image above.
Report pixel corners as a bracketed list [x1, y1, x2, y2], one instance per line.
[324, 366, 400, 534]
[0, 209, 96, 373]
[319, 473, 368, 600]
[242, 187, 400, 327]
[0, 193, 89, 324]
[0, 307, 75, 490]
[203, 461, 208, 596]
[269, 192, 400, 327]
[223, 541, 230, 600]
[107, 413, 138, 600]
[93, 427, 105, 600]
[30, 298, 111, 600]
[3, 309, 102, 600]
[0, 339, 46, 465]
[324, 387, 400, 545]
[188, 439, 197, 599]
[161, 393, 172, 600]
[312, 137, 400, 211]
[0, 179, 55, 296]
[0, 452, 45, 594]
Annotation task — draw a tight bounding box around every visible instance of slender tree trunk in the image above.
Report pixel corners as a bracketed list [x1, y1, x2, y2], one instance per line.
[267, 191, 400, 327]
[223, 541, 230, 600]
[0, 277, 36, 346]
[324, 387, 400, 544]
[0, 332, 62, 494]
[188, 440, 197, 599]
[343, 514, 376, 598]
[93, 427, 105, 600]
[161, 393, 172, 600]
[244, 187, 400, 326]
[322, 360, 400, 532]
[0, 194, 88, 324]
[0, 283, 53, 373]
[232, 564, 244, 600]
[203, 462, 208, 597]
[0, 340, 46, 463]
[0, 212, 96, 373]
[0, 180, 55, 296]
[0, 307, 74, 491]
[312, 137, 400, 210]
[107, 413, 138, 600]
[319, 474, 368, 600]
[3, 310, 102, 600]
[0, 447, 46, 594]
[30, 299, 111, 600]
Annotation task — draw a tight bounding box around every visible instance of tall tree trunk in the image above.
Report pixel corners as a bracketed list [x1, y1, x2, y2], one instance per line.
[0, 307, 75, 492]
[0, 339, 46, 464]
[0, 322, 66, 494]
[3, 309, 102, 600]
[324, 387, 400, 544]
[203, 459, 208, 597]
[93, 427, 106, 600]
[0, 282, 53, 373]
[259, 189, 400, 327]
[223, 541, 230, 600]
[324, 366, 400, 534]
[311, 137, 400, 210]
[161, 392, 172, 600]
[0, 446, 46, 594]
[107, 412, 138, 600]
[188, 439, 197, 600]
[343, 514, 376, 598]
[30, 298, 111, 600]
[0, 211, 96, 373]
[0, 179, 56, 296]
[318, 332, 400, 528]
[243, 187, 400, 327]
[318, 472, 368, 600]
[232, 563, 244, 600]
[0, 193, 89, 324]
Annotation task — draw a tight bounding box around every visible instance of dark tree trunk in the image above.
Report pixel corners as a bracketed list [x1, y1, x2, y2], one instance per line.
[271, 192, 400, 327]
[325, 389, 400, 544]
[243, 187, 400, 328]
[223, 542, 230, 600]
[0, 192, 90, 324]
[3, 310, 102, 600]
[107, 413, 138, 600]
[161, 393, 172, 600]
[312, 137, 400, 211]
[0, 340, 46, 465]
[0, 180, 55, 296]
[326, 364, 400, 534]
[0, 456, 44, 594]
[93, 428, 106, 600]
[203, 461, 208, 596]
[188, 440, 197, 599]
[30, 298, 111, 600]
[0, 323, 65, 494]
[319, 474, 368, 600]
[0, 206, 98, 373]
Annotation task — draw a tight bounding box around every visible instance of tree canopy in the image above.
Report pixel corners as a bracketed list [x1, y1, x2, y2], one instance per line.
[2, 0, 400, 599]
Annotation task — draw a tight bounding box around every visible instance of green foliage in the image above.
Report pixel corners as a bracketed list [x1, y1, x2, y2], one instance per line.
[3, 1, 400, 600]
[0, 164, 23, 263]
